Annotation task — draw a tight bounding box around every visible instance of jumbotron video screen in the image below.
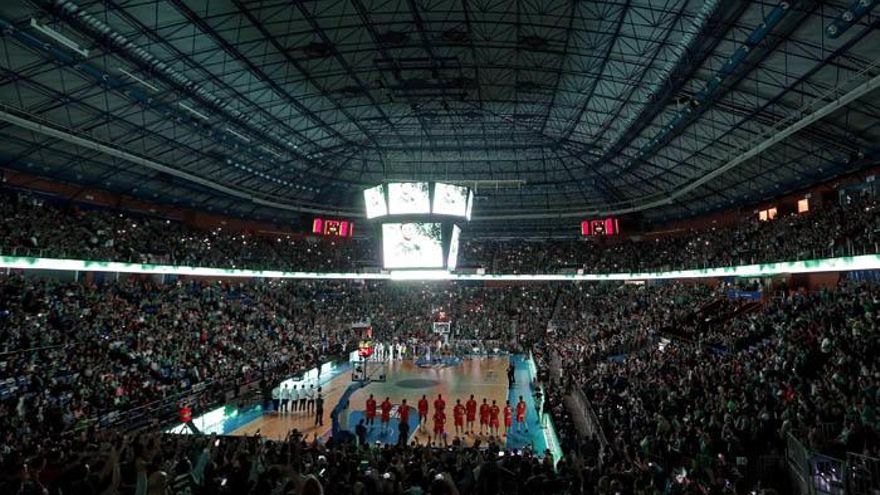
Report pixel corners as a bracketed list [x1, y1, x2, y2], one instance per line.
[432, 183, 469, 217]
[388, 182, 431, 215]
[381, 222, 444, 269]
[447, 225, 461, 270]
[363, 185, 387, 219]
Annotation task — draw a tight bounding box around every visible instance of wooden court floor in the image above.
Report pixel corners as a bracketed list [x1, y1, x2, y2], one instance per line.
[231, 356, 511, 446]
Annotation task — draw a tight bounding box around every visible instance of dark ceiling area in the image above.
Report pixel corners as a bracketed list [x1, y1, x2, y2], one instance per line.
[0, 0, 878, 233]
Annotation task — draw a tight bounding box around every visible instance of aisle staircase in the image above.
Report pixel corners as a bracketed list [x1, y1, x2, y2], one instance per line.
[546, 285, 567, 334]
[663, 296, 764, 342]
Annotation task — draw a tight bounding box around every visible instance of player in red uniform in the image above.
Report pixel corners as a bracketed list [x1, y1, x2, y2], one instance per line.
[465, 395, 477, 435]
[380, 397, 393, 434]
[433, 394, 445, 415]
[503, 400, 514, 436]
[453, 399, 466, 436]
[398, 398, 410, 424]
[365, 394, 377, 428]
[418, 395, 429, 432]
[478, 398, 490, 435]
[516, 396, 529, 433]
[489, 400, 501, 437]
[433, 409, 447, 445]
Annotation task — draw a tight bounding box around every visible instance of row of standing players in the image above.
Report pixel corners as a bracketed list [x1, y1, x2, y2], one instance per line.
[358, 394, 530, 446]
[271, 383, 325, 426]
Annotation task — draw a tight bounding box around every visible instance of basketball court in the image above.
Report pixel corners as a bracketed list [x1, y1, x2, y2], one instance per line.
[169, 320, 561, 457]
[227, 354, 554, 452]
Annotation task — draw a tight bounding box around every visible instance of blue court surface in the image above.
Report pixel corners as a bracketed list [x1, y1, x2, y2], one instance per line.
[342, 354, 562, 459]
[347, 405, 421, 445]
[503, 354, 547, 453]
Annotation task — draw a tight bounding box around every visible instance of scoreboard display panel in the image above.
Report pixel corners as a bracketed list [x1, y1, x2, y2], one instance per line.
[312, 218, 353, 237]
[581, 217, 620, 236]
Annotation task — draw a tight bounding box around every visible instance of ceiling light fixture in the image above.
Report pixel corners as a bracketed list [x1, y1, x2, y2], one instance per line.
[29, 18, 89, 57]
[178, 102, 209, 121]
[117, 68, 159, 92]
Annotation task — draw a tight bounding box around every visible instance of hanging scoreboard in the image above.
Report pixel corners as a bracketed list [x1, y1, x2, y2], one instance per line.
[581, 217, 621, 237]
[311, 218, 354, 238]
[364, 182, 473, 271]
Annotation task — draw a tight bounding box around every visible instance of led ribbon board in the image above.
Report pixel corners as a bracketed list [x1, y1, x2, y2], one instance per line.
[1, 254, 879, 281]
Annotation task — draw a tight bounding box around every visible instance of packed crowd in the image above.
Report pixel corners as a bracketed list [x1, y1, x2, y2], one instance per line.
[293, 282, 556, 344]
[0, 271, 735, 493]
[547, 281, 880, 493]
[5, 427, 581, 495]
[464, 196, 880, 273]
[0, 276, 356, 444]
[0, 190, 372, 272]
[0, 275, 558, 477]
[0, 274, 568, 494]
[2, 196, 880, 493]
[3, 187, 880, 274]
[549, 283, 714, 363]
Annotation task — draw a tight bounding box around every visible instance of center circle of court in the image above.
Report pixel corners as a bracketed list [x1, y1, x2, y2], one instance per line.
[395, 378, 442, 389]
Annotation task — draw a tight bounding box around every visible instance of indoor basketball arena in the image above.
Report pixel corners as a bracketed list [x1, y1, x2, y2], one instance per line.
[0, 1, 878, 494]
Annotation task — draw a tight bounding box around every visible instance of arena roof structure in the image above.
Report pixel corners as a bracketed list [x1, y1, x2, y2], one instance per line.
[0, 0, 878, 232]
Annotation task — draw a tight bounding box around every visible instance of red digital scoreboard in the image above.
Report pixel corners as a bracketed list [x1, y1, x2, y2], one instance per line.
[581, 217, 620, 236]
[312, 218, 354, 237]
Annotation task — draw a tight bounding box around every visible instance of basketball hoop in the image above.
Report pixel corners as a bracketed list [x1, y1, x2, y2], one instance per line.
[432, 321, 451, 345]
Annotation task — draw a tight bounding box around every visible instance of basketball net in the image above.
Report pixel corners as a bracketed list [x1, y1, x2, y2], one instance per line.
[432, 321, 451, 344]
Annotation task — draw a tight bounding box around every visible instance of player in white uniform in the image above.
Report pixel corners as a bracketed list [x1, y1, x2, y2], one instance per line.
[307, 384, 316, 413]
[271, 385, 281, 413]
[291, 384, 300, 413]
[297, 384, 306, 413]
[280, 384, 290, 414]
